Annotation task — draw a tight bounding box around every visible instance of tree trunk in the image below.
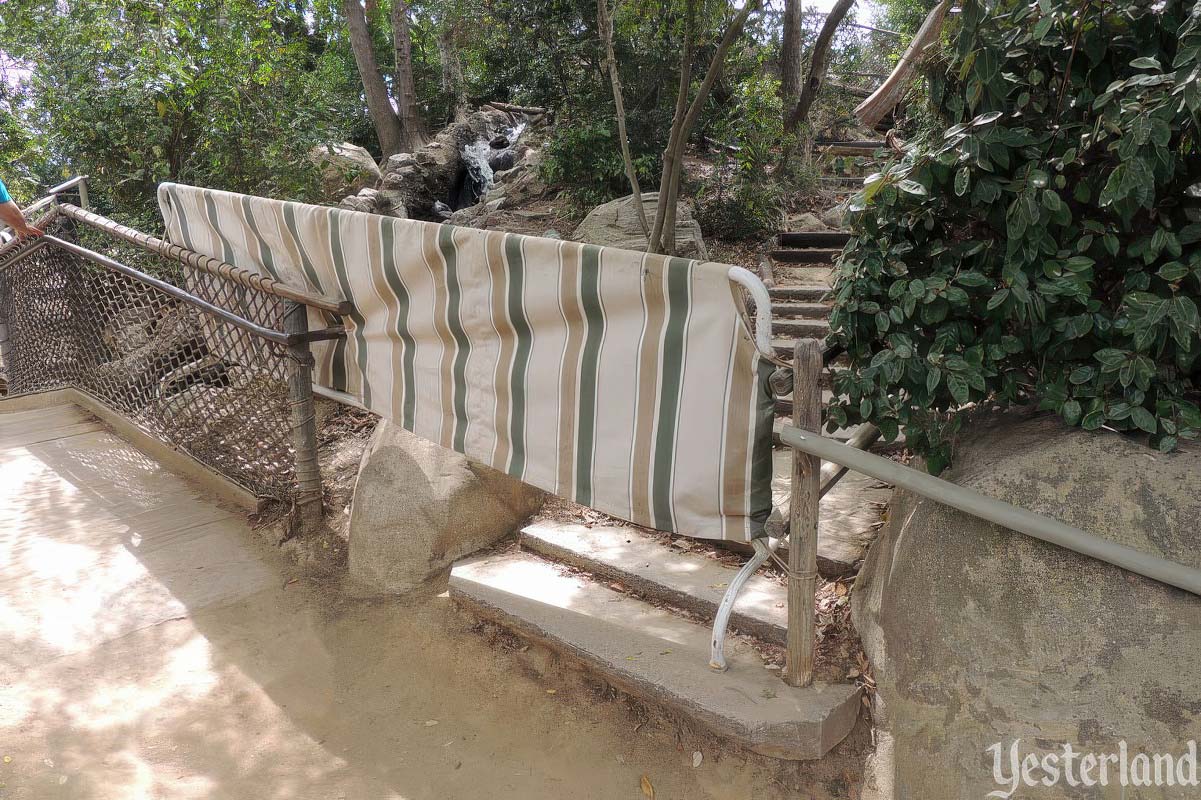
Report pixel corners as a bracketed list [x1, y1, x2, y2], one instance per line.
[786, 0, 856, 132]
[780, 0, 803, 133]
[597, 0, 648, 237]
[855, 0, 952, 127]
[650, 0, 763, 254]
[344, 0, 404, 157]
[649, 0, 696, 255]
[391, 0, 426, 150]
[437, 14, 469, 123]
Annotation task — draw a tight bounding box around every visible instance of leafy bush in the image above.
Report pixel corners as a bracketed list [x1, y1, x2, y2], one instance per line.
[539, 119, 661, 209]
[696, 178, 784, 240]
[828, 0, 1201, 470]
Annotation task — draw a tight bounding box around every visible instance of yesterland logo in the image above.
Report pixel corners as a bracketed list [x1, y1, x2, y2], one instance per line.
[986, 739, 1199, 798]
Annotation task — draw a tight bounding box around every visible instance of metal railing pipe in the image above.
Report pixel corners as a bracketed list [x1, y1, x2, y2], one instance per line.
[43, 234, 299, 346]
[56, 203, 351, 315]
[779, 424, 1201, 597]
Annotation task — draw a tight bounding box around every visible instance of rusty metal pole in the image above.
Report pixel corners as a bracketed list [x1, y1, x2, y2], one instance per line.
[282, 300, 324, 534]
[784, 339, 822, 687]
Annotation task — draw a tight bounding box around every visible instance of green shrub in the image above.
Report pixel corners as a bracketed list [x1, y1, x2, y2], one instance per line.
[539, 119, 661, 210]
[696, 178, 783, 241]
[828, 0, 1201, 471]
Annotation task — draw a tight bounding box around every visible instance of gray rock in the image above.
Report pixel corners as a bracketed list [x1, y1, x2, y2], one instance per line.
[819, 206, 845, 230]
[854, 408, 1201, 799]
[571, 192, 708, 259]
[310, 143, 381, 201]
[787, 212, 828, 232]
[336, 187, 407, 219]
[347, 421, 546, 595]
[447, 198, 503, 230]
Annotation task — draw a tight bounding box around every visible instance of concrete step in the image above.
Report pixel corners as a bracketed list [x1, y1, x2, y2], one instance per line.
[771, 302, 830, 320]
[449, 551, 861, 760]
[778, 231, 851, 248]
[769, 285, 831, 303]
[770, 248, 841, 264]
[521, 521, 787, 644]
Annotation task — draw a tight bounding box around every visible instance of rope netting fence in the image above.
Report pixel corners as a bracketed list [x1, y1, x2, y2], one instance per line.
[0, 208, 328, 506]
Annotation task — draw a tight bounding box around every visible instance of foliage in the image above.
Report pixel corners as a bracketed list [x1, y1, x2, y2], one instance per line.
[828, 0, 1201, 470]
[1, 0, 357, 224]
[540, 119, 662, 209]
[696, 177, 783, 240]
[694, 74, 787, 239]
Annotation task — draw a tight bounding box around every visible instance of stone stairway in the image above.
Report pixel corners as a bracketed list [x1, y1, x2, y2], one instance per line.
[766, 229, 851, 438]
[449, 521, 863, 761]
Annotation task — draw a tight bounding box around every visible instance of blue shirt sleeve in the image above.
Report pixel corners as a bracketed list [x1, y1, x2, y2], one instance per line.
[0, 179, 10, 205]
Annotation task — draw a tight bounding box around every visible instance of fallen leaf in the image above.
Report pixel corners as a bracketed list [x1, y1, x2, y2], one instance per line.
[2, 756, 10, 764]
[424, 720, 439, 727]
[640, 774, 655, 799]
[659, 650, 672, 655]
[692, 750, 703, 768]
[546, 689, 557, 695]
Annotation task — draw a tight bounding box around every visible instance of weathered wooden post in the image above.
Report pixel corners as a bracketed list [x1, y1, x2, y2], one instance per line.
[282, 299, 324, 534]
[784, 338, 822, 687]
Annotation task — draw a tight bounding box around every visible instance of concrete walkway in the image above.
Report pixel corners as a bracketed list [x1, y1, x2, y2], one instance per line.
[0, 401, 832, 799]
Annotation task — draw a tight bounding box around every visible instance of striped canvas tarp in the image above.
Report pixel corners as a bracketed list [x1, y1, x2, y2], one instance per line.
[157, 183, 775, 541]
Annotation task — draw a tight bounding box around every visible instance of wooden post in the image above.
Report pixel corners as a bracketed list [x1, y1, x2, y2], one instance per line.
[784, 339, 822, 687]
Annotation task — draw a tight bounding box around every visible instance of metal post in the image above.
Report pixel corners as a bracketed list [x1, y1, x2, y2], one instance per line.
[77, 178, 90, 211]
[282, 300, 324, 534]
[784, 339, 822, 687]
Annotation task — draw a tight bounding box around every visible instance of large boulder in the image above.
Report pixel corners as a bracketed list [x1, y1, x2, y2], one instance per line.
[347, 421, 546, 595]
[854, 408, 1201, 799]
[571, 193, 709, 260]
[310, 143, 381, 200]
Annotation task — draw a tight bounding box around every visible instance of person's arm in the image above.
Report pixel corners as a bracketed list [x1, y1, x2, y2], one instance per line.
[0, 200, 42, 239]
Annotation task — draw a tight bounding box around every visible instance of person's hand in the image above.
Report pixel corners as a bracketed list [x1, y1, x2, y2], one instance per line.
[15, 221, 42, 239]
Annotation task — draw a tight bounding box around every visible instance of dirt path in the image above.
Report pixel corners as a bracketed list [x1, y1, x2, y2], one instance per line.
[0, 401, 864, 799]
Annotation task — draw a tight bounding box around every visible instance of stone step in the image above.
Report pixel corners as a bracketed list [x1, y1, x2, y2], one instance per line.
[769, 284, 831, 303]
[520, 521, 787, 644]
[774, 338, 828, 359]
[770, 248, 841, 264]
[775, 389, 836, 418]
[449, 551, 861, 760]
[774, 318, 830, 339]
[771, 302, 830, 320]
[813, 139, 883, 150]
[778, 231, 851, 248]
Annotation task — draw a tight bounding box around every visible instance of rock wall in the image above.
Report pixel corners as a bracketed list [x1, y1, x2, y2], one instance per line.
[375, 107, 516, 219]
[854, 408, 1201, 799]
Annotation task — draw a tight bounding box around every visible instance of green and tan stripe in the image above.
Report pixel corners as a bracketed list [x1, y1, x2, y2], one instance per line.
[574, 244, 605, 507]
[487, 231, 516, 469]
[380, 217, 417, 428]
[630, 254, 667, 525]
[556, 241, 585, 497]
[327, 208, 372, 407]
[504, 234, 532, 479]
[651, 257, 694, 532]
[438, 225, 471, 454]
